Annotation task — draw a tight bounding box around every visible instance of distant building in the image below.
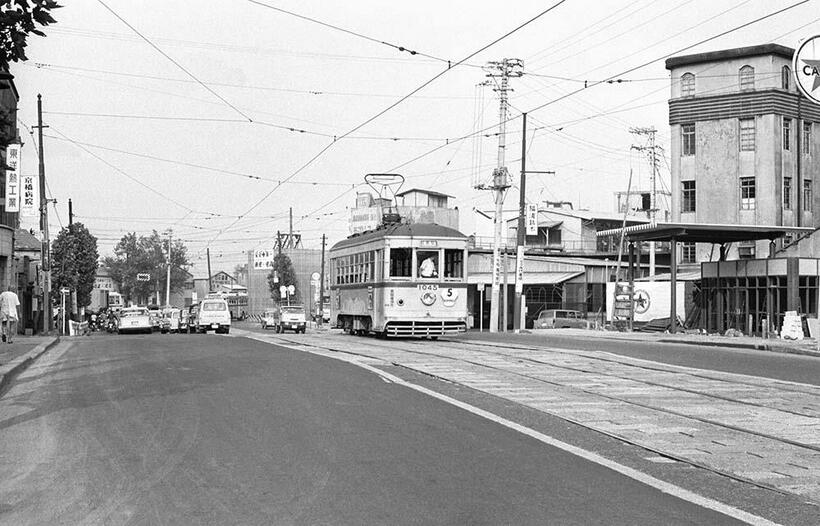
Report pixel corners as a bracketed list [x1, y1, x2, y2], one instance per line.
[665, 43, 820, 263]
[14, 228, 40, 332]
[0, 70, 20, 292]
[246, 248, 328, 318]
[349, 188, 459, 233]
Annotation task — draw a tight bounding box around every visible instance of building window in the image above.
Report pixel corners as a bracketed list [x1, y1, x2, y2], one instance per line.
[804, 122, 812, 155]
[739, 118, 755, 151]
[738, 243, 756, 259]
[681, 242, 696, 264]
[680, 73, 695, 97]
[784, 177, 792, 209]
[782, 65, 791, 90]
[783, 117, 792, 151]
[739, 65, 755, 91]
[681, 180, 696, 212]
[740, 177, 756, 210]
[682, 124, 695, 156]
[804, 180, 813, 212]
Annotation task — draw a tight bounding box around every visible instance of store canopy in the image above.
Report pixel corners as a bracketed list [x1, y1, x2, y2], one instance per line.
[596, 222, 815, 243]
[468, 271, 582, 286]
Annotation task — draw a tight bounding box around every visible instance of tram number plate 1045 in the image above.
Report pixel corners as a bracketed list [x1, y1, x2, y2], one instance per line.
[418, 284, 438, 291]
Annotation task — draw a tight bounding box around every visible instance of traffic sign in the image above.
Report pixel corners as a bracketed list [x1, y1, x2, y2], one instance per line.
[59, 287, 70, 294]
[136, 273, 151, 282]
[287, 285, 295, 294]
[310, 272, 320, 282]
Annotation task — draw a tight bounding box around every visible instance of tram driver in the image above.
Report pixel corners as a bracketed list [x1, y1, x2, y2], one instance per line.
[419, 252, 438, 278]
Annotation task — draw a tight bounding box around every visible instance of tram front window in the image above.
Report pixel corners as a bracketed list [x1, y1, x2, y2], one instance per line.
[418, 250, 439, 278]
[389, 248, 412, 278]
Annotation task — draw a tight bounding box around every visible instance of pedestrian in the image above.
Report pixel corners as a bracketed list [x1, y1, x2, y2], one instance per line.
[0, 286, 21, 344]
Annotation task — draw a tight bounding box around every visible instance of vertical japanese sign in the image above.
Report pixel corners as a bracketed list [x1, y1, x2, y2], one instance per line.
[21, 174, 38, 217]
[5, 144, 20, 212]
[525, 203, 538, 236]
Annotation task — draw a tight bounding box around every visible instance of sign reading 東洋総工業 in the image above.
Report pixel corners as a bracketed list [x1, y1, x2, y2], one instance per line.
[794, 35, 820, 105]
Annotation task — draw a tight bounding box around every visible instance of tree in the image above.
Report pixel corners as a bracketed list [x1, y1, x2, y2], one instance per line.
[51, 222, 98, 308]
[104, 230, 191, 305]
[233, 263, 248, 286]
[0, 0, 61, 70]
[267, 253, 299, 303]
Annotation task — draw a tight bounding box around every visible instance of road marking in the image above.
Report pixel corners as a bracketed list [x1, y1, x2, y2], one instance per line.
[239, 333, 782, 526]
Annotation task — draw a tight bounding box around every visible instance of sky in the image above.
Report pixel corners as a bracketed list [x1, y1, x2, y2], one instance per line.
[10, 0, 820, 277]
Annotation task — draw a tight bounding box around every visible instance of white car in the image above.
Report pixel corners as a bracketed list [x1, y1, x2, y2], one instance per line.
[118, 307, 153, 334]
[196, 299, 231, 334]
[261, 309, 277, 330]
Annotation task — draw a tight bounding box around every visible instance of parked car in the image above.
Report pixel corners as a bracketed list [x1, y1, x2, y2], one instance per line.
[535, 309, 588, 329]
[161, 308, 182, 333]
[117, 307, 153, 335]
[273, 305, 306, 334]
[148, 309, 162, 332]
[261, 309, 277, 330]
[196, 298, 231, 334]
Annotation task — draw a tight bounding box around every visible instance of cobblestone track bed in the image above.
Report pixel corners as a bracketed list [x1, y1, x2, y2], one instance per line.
[248, 331, 820, 503]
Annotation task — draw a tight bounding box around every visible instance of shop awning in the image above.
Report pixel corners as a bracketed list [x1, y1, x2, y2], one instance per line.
[468, 271, 582, 286]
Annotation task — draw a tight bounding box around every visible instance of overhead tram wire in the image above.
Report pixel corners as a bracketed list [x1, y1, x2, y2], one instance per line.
[244, 0, 470, 67]
[204, 0, 571, 250]
[295, 3, 813, 226]
[50, 127, 197, 214]
[41, 134, 359, 186]
[96, 0, 253, 122]
[375, 0, 811, 181]
[525, 0, 809, 115]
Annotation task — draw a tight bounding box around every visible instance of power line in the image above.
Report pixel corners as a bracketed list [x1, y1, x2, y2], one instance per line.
[96, 0, 254, 122]
[204, 0, 570, 249]
[245, 0, 463, 66]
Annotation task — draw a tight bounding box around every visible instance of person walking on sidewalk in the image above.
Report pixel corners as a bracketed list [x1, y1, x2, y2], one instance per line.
[0, 286, 20, 343]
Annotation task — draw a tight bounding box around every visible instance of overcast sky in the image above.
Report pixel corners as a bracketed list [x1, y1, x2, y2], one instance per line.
[11, 0, 820, 276]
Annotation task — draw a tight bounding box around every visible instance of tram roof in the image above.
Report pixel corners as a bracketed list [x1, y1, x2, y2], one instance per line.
[332, 222, 466, 250]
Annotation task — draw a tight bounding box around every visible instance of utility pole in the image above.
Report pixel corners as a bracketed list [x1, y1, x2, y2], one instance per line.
[514, 113, 555, 333]
[630, 127, 659, 277]
[289, 207, 293, 248]
[206, 247, 212, 292]
[484, 58, 523, 333]
[68, 198, 73, 226]
[319, 233, 326, 327]
[165, 230, 172, 306]
[35, 94, 51, 334]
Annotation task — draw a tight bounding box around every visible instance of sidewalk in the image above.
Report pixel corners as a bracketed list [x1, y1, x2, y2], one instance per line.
[472, 328, 820, 358]
[0, 335, 60, 395]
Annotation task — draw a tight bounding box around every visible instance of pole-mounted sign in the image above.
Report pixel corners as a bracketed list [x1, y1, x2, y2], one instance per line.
[794, 35, 820, 104]
[136, 273, 151, 282]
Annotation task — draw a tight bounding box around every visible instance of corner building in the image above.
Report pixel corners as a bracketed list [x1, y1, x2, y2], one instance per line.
[666, 44, 820, 263]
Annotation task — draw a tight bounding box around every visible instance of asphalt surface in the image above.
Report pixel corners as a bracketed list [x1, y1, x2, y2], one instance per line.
[461, 330, 820, 386]
[0, 333, 750, 525]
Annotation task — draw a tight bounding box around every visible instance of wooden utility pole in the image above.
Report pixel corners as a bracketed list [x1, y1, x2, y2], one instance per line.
[206, 247, 212, 292]
[68, 198, 73, 226]
[165, 230, 172, 306]
[36, 94, 51, 333]
[319, 233, 326, 327]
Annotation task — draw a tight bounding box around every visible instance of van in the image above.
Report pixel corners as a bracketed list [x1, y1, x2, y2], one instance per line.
[535, 309, 588, 329]
[196, 299, 231, 334]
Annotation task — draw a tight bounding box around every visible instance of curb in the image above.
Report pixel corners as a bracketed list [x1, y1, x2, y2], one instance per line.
[0, 337, 60, 397]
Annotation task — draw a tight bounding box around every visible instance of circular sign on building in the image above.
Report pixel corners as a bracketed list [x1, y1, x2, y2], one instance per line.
[794, 35, 820, 104]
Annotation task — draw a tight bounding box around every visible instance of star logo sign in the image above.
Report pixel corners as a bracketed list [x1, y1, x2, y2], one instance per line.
[794, 35, 820, 104]
[633, 289, 650, 315]
[802, 59, 820, 92]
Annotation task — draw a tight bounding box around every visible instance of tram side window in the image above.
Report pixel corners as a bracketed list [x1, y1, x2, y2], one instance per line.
[443, 249, 464, 278]
[418, 250, 439, 278]
[389, 248, 412, 278]
[375, 249, 384, 280]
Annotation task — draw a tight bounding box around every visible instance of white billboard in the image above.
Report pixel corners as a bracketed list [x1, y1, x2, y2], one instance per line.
[605, 281, 686, 323]
[253, 248, 275, 269]
[4, 144, 20, 212]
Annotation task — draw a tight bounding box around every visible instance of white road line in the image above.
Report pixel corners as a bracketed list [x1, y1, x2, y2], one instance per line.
[243, 332, 781, 526]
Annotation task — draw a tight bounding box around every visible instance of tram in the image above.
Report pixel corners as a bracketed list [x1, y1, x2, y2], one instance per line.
[329, 221, 469, 337]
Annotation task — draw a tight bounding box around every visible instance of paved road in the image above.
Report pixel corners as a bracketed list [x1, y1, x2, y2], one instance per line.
[0, 333, 749, 525]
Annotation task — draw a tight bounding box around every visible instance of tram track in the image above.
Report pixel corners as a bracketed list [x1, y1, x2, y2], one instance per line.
[244, 330, 820, 503]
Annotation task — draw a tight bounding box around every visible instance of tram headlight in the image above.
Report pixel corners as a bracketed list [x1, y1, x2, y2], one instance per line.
[397, 298, 404, 307]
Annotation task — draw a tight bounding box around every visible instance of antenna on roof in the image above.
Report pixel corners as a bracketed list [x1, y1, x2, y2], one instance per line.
[364, 173, 405, 226]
